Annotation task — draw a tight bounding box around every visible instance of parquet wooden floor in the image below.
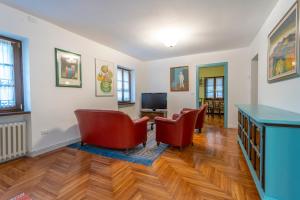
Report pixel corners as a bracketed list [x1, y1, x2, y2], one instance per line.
[0, 122, 259, 200]
[205, 115, 224, 128]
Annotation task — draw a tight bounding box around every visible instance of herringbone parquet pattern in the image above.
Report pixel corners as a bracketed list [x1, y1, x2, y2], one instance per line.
[0, 123, 259, 200]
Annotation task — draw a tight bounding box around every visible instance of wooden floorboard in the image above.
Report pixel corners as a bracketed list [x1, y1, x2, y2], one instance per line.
[0, 120, 259, 200]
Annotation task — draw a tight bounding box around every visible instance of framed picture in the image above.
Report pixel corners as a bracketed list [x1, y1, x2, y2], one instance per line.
[268, 2, 300, 82]
[170, 66, 189, 91]
[55, 48, 82, 87]
[95, 59, 114, 96]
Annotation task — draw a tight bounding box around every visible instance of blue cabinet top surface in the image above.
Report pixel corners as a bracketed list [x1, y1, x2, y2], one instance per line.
[236, 104, 300, 126]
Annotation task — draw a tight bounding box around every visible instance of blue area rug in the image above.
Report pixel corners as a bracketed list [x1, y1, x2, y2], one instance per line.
[68, 130, 168, 166]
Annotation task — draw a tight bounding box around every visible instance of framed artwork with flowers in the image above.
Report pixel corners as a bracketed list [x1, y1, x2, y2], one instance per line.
[95, 59, 114, 96]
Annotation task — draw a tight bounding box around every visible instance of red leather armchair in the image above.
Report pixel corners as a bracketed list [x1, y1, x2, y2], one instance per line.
[74, 109, 149, 149]
[179, 104, 208, 132]
[155, 109, 199, 149]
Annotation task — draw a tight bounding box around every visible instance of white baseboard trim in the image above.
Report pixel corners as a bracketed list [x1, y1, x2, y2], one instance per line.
[28, 137, 81, 157]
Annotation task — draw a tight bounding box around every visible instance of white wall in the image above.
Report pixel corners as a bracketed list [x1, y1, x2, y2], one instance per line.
[142, 48, 251, 128]
[249, 0, 300, 113]
[0, 3, 142, 154]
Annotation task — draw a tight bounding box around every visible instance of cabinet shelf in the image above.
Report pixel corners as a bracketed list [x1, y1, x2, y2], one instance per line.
[249, 140, 260, 157]
[237, 110, 264, 193]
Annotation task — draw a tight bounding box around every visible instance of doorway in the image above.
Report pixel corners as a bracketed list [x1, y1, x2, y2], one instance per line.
[196, 62, 228, 128]
[251, 55, 258, 105]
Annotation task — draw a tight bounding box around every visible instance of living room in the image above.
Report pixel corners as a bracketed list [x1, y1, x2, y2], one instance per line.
[0, 0, 300, 200]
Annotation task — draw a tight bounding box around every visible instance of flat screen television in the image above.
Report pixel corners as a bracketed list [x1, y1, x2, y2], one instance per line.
[141, 93, 167, 111]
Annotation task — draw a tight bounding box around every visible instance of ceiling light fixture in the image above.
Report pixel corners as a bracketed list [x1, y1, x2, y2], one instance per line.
[163, 36, 177, 48]
[156, 28, 182, 48]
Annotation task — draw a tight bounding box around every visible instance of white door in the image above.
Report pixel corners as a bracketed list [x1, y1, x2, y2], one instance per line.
[251, 55, 258, 105]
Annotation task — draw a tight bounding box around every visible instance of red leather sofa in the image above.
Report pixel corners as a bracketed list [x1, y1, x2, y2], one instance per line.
[74, 109, 149, 149]
[154, 109, 199, 149]
[178, 104, 208, 132]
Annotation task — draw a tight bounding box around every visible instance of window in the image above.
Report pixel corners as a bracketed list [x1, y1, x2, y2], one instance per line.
[205, 78, 215, 98]
[215, 77, 224, 98]
[0, 36, 23, 112]
[205, 77, 224, 99]
[117, 67, 132, 103]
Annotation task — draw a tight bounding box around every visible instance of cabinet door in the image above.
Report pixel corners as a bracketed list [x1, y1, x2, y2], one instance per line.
[238, 111, 242, 124]
[238, 125, 242, 139]
[255, 127, 261, 150]
[250, 124, 255, 143]
[255, 155, 260, 178]
[250, 146, 256, 166]
[249, 120, 265, 190]
[244, 116, 249, 133]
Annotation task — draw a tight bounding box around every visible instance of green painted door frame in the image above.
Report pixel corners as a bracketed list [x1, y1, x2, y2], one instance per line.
[196, 62, 228, 128]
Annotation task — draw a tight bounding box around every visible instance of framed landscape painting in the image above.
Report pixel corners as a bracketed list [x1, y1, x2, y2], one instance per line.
[170, 66, 189, 91]
[268, 2, 300, 82]
[95, 59, 114, 96]
[55, 48, 82, 87]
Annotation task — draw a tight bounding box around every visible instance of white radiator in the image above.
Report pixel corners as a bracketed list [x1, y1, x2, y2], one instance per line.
[0, 122, 27, 163]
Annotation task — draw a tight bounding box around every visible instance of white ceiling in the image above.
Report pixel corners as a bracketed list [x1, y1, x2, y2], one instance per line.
[0, 0, 278, 60]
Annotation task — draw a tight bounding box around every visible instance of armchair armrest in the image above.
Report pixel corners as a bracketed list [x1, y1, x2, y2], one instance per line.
[134, 116, 149, 125]
[154, 116, 177, 124]
[181, 108, 193, 114]
[133, 116, 149, 142]
[172, 113, 180, 120]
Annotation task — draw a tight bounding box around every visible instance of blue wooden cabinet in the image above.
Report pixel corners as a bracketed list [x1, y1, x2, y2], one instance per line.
[236, 105, 300, 200]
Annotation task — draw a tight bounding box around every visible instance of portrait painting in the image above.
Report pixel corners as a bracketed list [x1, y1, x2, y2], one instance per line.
[55, 48, 81, 87]
[170, 66, 189, 91]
